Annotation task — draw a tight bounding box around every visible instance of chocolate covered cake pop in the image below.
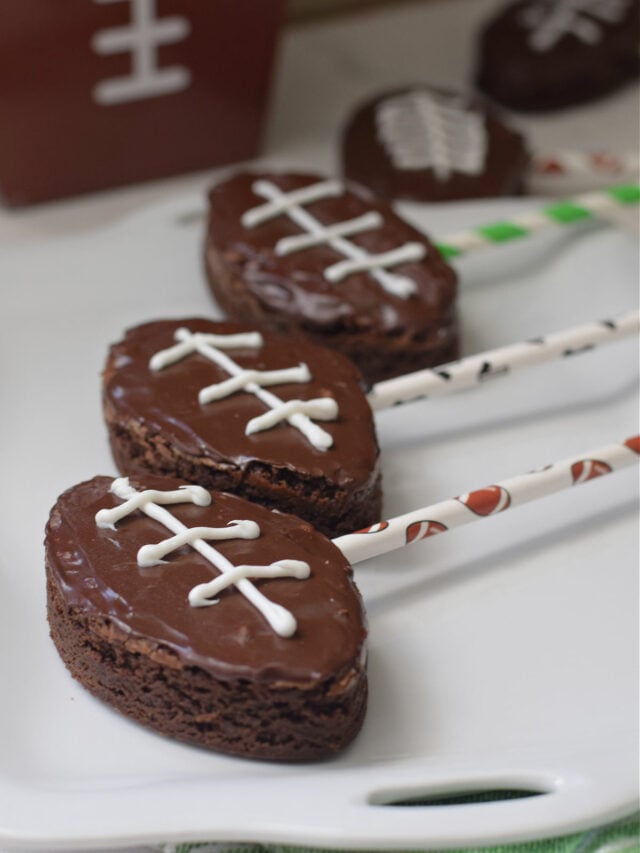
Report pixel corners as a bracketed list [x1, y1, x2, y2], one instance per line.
[204, 171, 458, 385]
[102, 318, 381, 538]
[45, 475, 368, 761]
[341, 86, 530, 201]
[475, 0, 640, 111]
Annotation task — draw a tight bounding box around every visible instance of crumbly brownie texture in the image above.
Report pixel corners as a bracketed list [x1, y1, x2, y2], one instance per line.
[341, 86, 530, 202]
[102, 318, 381, 538]
[475, 0, 640, 112]
[204, 171, 458, 385]
[45, 475, 368, 761]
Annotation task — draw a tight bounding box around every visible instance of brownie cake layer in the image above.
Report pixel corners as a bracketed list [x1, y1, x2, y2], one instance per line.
[204, 171, 458, 385]
[102, 318, 381, 538]
[45, 475, 368, 761]
[341, 86, 530, 202]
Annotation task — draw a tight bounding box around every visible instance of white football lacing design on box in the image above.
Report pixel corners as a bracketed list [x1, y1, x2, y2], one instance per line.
[241, 179, 426, 299]
[95, 478, 311, 637]
[375, 91, 488, 180]
[91, 0, 191, 105]
[520, 0, 629, 51]
[149, 327, 338, 451]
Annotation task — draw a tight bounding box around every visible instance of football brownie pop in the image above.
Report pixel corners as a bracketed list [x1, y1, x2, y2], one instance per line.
[204, 171, 458, 385]
[475, 0, 640, 112]
[341, 86, 530, 202]
[102, 318, 381, 538]
[45, 475, 368, 761]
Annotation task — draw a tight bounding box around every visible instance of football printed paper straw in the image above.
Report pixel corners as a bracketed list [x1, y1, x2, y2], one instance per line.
[436, 184, 640, 260]
[531, 150, 639, 184]
[368, 309, 640, 411]
[334, 436, 640, 564]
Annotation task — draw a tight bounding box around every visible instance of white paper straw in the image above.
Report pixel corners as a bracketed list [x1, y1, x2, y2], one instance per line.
[334, 436, 640, 565]
[367, 310, 639, 411]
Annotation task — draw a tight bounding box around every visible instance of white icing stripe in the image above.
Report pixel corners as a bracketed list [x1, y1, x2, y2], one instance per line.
[241, 179, 343, 228]
[376, 91, 487, 180]
[137, 520, 260, 566]
[521, 0, 629, 51]
[149, 331, 263, 372]
[96, 478, 309, 638]
[275, 212, 383, 256]
[246, 397, 339, 439]
[244, 179, 423, 299]
[199, 364, 311, 404]
[150, 327, 338, 451]
[325, 242, 426, 284]
[190, 559, 310, 607]
[95, 483, 211, 529]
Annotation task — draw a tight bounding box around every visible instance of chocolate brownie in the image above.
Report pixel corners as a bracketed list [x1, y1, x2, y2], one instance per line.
[45, 475, 368, 761]
[204, 171, 458, 385]
[102, 318, 381, 538]
[341, 86, 530, 202]
[475, 0, 640, 111]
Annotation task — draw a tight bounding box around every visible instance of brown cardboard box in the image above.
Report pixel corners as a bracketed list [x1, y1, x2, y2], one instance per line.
[0, 0, 284, 206]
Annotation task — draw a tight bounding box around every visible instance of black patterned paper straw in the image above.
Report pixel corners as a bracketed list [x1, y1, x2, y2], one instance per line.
[367, 310, 639, 411]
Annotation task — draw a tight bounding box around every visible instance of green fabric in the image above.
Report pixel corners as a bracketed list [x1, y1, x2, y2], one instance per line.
[166, 812, 639, 853]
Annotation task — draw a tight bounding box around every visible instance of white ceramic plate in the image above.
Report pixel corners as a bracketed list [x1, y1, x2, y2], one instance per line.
[1, 194, 638, 850]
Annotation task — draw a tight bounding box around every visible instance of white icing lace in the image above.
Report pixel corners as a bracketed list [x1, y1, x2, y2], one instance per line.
[520, 0, 629, 51]
[375, 90, 488, 180]
[150, 327, 338, 451]
[95, 478, 310, 637]
[241, 179, 425, 299]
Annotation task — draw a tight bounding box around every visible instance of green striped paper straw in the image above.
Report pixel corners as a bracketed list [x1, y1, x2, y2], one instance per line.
[436, 184, 640, 260]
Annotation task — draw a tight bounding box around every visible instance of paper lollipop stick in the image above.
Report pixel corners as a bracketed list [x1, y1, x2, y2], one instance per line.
[529, 150, 639, 195]
[436, 184, 640, 260]
[368, 309, 640, 411]
[334, 436, 639, 564]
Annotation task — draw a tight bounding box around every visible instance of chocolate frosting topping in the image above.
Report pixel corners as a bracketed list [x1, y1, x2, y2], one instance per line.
[46, 475, 367, 685]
